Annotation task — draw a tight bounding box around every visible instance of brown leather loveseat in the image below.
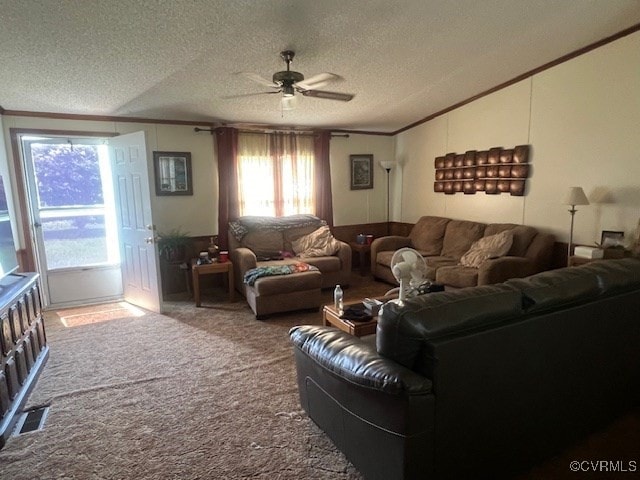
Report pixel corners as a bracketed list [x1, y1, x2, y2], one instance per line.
[371, 216, 555, 288]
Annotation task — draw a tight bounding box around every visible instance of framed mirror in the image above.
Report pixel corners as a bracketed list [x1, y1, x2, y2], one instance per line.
[153, 151, 193, 196]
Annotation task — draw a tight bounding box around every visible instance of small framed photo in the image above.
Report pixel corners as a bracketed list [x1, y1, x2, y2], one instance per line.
[350, 154, 373, 190]
[153, 151, 193, 196]
[600, 230, 624, 248]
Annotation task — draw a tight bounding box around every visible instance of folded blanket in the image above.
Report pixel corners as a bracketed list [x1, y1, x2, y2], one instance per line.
[229, 214, 325, 241]
[243, 262, 319, 286]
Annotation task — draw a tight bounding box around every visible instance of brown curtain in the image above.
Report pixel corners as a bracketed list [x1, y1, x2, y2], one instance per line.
[215, 126, 239, 250]
[314, 130, 333, 227]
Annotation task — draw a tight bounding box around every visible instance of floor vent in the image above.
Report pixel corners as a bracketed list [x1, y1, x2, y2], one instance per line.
[13, 406, 50, 435]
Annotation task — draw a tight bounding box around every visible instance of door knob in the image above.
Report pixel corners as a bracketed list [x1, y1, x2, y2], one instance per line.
[145, 237, 156, 244]
[146, 224, 157, 230]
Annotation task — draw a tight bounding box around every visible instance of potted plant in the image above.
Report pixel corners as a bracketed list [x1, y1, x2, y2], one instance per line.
[158, 227, 191, 263]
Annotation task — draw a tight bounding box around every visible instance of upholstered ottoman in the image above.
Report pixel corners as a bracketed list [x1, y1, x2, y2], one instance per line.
[245, 270, 322, 319]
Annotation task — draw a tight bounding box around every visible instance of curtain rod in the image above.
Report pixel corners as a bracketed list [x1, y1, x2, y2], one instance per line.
[194, 127, 348, 138]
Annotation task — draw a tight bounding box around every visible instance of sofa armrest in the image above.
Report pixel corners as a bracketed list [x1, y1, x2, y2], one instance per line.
[525, 232, 555, 272]
[230, 247, 257, 293]
[478, 256, 536, 285]
[289, 325, 432, 395]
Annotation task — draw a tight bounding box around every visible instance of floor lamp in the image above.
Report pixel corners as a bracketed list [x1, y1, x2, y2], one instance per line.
[563, 186, 590, 265]
[380, 161, 395, 235]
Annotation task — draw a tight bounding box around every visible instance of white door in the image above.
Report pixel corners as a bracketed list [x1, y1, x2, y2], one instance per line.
[109, 131, 162, 313]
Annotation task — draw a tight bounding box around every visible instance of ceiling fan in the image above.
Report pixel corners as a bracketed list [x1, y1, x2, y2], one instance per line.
[231, 50, 355, 109]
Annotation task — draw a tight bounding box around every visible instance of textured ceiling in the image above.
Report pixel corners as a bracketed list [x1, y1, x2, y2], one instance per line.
[1, 0, 639, 133]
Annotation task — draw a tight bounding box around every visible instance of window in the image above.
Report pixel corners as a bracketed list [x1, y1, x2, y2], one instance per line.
[237, 132, 315, 217]
[21, 137, 119, 269]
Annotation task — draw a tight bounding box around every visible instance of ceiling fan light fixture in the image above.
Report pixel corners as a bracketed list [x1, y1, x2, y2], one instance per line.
[281, 96, 297, 110]
[282, 84, 295, 97]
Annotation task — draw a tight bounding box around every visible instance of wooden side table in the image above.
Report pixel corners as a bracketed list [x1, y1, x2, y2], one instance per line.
[190, 259, 235, 306]
[349, 242, 372, 276]
[322, 301, 378, 337]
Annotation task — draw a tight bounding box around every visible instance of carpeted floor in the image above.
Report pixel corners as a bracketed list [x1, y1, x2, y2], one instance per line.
[0, 275, 390, 479]
[0, 274, 637, 479]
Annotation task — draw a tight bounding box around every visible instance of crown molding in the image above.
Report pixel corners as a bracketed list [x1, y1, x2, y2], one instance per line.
[1, 110, 216, 127]
[392, 22, 640, 135]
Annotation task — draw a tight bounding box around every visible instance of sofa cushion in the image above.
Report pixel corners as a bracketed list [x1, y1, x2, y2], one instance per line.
[249, 269, 322, 296]
[409, 216, 450, 255]
[441, 220, 486, 259]
[241, 229, 284, 260]
[485, 224, 537, 257]
[423, 255, 458, 278]
[576, 258, 640, 294]
[304, 255, 342, 272]
[377, 284, 523, 371]
[377, 250, 437, 268]
[283, 223, 326, 252]
[292, 226, 340, 258]
[460, 231, 513, 268]
[435, 265, 479, 288]
[503, 267, 601, 312]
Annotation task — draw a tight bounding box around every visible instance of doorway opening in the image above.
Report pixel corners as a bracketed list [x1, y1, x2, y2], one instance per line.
[20, 135, 123, 308]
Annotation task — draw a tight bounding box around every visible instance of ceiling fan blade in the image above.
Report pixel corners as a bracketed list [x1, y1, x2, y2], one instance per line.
[300, 89, 354, 102]
[240, 72, 279, 88]
[295, 72, 340, 90]
[221, 91, 281, 99]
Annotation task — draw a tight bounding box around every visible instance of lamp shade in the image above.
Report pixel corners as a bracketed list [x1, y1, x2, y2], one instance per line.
[380, 160, 395, 170]
[563, 187, 589, 206]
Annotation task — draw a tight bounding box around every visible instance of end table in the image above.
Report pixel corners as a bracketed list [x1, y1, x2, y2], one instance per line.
[190, 259, 235, 306]
[349, 242, 372, 276]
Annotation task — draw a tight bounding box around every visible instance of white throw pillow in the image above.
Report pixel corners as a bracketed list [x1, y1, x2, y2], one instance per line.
[292, 226, 340, 258]
[460, 231, 514, 268]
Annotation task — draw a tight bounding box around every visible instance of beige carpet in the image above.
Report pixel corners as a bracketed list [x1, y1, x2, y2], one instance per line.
[0, 275, 389, 479]
[0, 274, 637, 479]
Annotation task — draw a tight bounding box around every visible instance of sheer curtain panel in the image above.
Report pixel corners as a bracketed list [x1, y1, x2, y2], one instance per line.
[237, 132, 316, 217]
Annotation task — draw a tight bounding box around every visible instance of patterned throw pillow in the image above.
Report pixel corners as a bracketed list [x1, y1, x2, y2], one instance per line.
[460, 231, 514, 268]
[291, 226, 340, 258]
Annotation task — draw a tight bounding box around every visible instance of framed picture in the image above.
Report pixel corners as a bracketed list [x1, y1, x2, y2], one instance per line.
[153, 151, 193, 196]
[600, 230, 624, 248]
[350, 154, 373, 190]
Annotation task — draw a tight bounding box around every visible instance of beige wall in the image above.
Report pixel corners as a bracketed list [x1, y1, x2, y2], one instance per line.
[3, 31, 638, 247]
[330, 133, 395, 226]
[395, 30, 640, 247]
[0, 116, 395, 249]
[1, 116, 217, 250]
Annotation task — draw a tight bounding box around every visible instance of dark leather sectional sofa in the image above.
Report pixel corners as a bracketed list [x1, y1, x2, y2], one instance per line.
[289, 258, 640, 479]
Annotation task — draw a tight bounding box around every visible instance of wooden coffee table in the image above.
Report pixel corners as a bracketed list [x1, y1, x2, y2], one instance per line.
[322, 300, 379, 337]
